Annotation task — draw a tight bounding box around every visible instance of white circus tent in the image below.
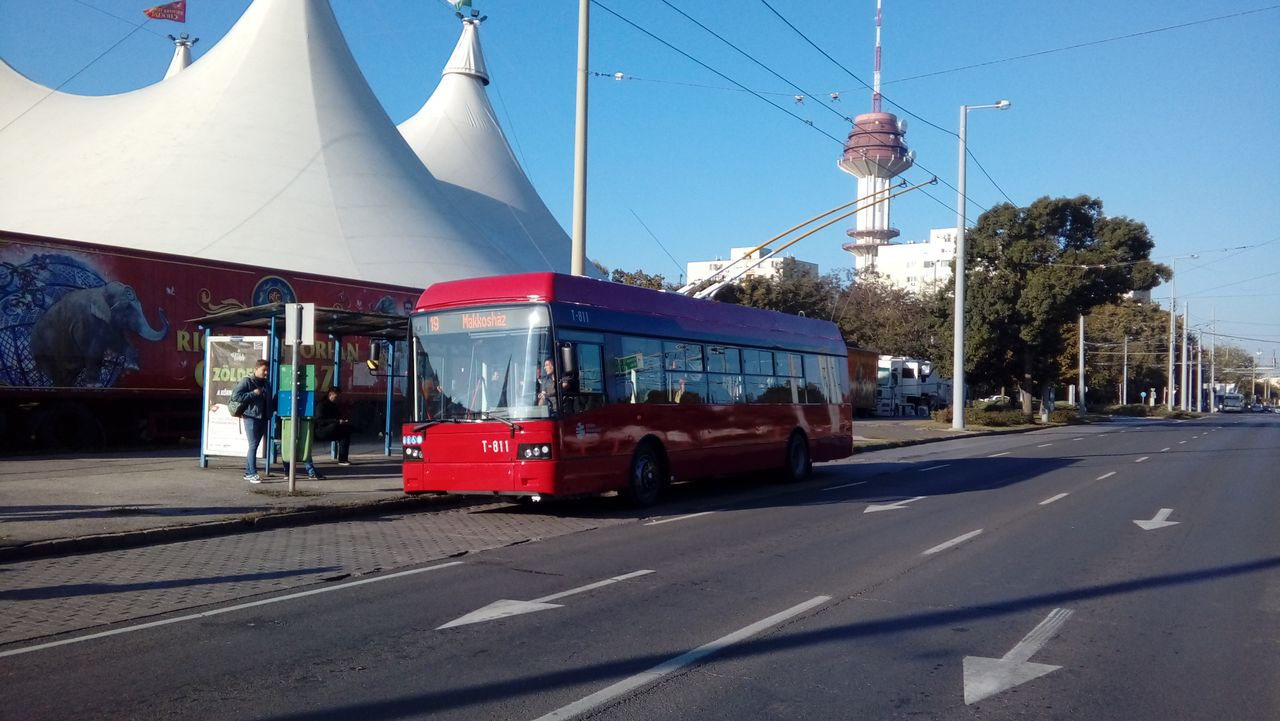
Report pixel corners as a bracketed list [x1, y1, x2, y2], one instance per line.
[0, 0, 578, 289]
[399, 18, 575, 276]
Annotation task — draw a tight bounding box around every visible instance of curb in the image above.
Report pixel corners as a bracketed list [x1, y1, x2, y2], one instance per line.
[0, 495, 473, 563]
[2, 423, 1063, 563]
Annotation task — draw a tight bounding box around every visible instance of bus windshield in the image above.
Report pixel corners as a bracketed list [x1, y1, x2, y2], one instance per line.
[411, 305, 555, 421]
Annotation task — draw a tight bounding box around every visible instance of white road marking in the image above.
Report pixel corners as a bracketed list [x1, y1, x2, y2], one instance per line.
[923, 529, 984, 555]
[1040, 493, 1069, 506]
[1134, 508, 1180, 531]
[1178, 440, 1187, 444]
[963, 608, 1074, 704]
[988, 451, 1011, 457]
[1037, 443, 1053, 448]
[1135, 456, 1149, 463]
[645, 511, 719, 526]
[822, 481, 868, 491]
[1160, 448, 1170, 452]
[918, 464, 951, 472]
[439, 570, 655, 629]
[529, 595, 831, 721]
[0, 561, 464, 659]
[1096, 471, 1116, 480]
[864, 496, 927, 513]
[1072, 437, 1084, 441]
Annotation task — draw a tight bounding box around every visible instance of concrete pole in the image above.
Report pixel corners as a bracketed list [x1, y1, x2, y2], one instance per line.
[951, 107, 969, 430]
[1167, 302, 1176, 410]
[1077, 314, 1086, 412]
[570, 0, 590, 276]
[1187, 338, 1198, 412]
[1180, 302, 1189, 410]
[1122, 335, 1129, 404]
[1210, 309, 1217, 411]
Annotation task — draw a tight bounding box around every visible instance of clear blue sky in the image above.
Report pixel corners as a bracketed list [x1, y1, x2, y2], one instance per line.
[3, 0, 1279, 368]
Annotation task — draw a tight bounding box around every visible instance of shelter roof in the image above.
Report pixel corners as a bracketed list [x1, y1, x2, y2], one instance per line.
[190, 304, 407, 341]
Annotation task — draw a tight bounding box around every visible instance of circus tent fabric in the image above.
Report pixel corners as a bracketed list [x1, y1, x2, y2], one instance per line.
[0, 0, 578, 289]
[399, 19, 576, 277]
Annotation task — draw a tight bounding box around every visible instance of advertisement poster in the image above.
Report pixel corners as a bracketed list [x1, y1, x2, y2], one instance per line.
[202, 336, 269, 458]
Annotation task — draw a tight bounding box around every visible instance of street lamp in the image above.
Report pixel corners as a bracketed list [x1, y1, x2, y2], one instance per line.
[952, 99, 1011, 430]
[1166, 254, 1197, 410]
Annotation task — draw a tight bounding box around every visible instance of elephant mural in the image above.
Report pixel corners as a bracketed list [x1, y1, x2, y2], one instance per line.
[31, 281, 169, 387]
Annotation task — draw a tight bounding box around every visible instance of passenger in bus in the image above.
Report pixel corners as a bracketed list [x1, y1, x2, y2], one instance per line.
[673, 377, 687, 403]
[537, 358, 558, 413]
[420, 374, 442, 418]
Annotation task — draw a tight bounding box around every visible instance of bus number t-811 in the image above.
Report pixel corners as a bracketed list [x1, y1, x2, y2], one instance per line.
[480, 440, 511, 454]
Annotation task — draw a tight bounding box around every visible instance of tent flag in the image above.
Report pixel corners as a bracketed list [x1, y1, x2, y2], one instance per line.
[143, 0, 186, 23]
[451, 0, 473, 11]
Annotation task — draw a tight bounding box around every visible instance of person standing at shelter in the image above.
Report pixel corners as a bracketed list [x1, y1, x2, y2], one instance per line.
[233, 359, 272, 483]
[314, 386, 353, 465]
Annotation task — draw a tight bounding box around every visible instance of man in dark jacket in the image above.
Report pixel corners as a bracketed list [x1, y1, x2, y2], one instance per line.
[232, 359, 272, 483]
[314, 387, 353, 465]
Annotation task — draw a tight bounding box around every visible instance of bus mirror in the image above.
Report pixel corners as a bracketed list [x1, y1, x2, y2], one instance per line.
[559, 343, 579, 395]
[559, 343, 577, 376]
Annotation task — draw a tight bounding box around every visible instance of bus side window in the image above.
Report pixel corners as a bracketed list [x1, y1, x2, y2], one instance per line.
[612, 336, 663, 405]
[576, 343, 604, 394]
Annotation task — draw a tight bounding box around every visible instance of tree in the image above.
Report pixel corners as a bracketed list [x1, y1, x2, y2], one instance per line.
[1057, 300, 1173, 405]
[715, 258, 840, 320]
[959, 195, 1170, 406]
[831, 271, 947, 360]
[609, 268, 678, 291]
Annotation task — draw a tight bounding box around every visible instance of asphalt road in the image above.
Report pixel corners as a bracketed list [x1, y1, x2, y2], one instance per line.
[3, 414, 1278, 720]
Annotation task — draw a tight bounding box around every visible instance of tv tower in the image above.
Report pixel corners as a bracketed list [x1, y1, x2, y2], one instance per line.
[838, 0, 913, 272]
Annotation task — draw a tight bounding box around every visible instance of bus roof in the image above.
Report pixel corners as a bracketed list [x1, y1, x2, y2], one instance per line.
[416, 273, 846, 354]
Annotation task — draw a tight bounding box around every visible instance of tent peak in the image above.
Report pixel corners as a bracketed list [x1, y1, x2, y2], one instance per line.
[443, 17, 489, 86]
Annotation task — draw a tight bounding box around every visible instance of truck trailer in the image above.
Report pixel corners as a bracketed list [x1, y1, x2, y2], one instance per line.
[0, 231, 417, 451]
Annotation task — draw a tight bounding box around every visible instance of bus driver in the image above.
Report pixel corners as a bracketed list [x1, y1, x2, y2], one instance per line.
[537, 358, 558, 413]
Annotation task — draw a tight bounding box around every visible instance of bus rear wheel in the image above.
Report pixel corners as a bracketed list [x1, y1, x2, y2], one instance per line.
[624, 442, 666, 507]
[783, 430, 812, 482]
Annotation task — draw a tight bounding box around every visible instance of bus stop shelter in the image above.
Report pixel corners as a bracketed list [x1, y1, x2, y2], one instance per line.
[191, 303, 408, 468]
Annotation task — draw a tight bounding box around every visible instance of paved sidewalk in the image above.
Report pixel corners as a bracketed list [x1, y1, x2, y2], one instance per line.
[0, 419, 1032, 561]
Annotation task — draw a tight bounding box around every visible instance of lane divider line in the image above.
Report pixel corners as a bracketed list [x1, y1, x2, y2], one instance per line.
[1040, 493, 1069, 506]
[923, 529, 984, 556]
[988, 451, 1011, 458]
[0, 561, 465, 659]
[1135, 456, 1149, 463]
[645, 511, 719, 526]
[1097, 472, 1116, 480]
[529, 595, 832, 721]
[822, 481, 867, 491]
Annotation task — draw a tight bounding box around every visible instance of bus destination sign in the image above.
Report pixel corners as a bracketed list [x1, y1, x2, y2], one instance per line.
[416, 305, 548, 335]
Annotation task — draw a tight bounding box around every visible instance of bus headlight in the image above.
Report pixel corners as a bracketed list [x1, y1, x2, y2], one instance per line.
[518, 443, 553, 460]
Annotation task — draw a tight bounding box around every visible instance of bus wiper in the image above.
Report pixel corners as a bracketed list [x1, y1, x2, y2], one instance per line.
[480, 413, 524, 435]
[412, 417, 464, 432]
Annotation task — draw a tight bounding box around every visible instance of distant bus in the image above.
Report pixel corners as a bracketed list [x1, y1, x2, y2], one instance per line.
[1220, 392, 1245, 413]
[401, 273, 853, 505]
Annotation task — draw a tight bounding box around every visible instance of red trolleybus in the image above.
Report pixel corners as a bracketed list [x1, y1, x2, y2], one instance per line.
[401, 273, 852, 505]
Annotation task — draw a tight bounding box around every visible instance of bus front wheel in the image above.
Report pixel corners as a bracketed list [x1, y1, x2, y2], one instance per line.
[624, 442, 666, 507]
[783, 431, 812, 482]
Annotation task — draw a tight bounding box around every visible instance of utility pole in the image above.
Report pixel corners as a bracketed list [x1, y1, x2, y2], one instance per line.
[1210, 308, 1217, 411]
[1187, 338, 1198, 412]
[1180, 302, 1189, 411]
[1167, 303, 1176, 410]
[1121, 335, 1129, 405]
[1078, 314, 1086, 413]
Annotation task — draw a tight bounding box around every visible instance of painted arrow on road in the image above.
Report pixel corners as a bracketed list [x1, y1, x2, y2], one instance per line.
[863, 496, 927, 513]
[963, 608, 1074, 705]
[1134, 508, 1180, 531]
[438, 570, 654, 629]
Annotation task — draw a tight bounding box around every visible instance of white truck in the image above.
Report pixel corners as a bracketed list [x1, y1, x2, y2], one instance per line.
[1219, 392, 1245, 413]
[875, 356, 952, 417]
